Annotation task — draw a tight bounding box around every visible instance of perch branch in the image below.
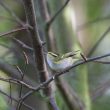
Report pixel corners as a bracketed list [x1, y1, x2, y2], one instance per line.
[18, 52, 110, 107]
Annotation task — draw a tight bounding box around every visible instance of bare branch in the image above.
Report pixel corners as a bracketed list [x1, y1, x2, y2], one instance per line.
[56, 78, 85, 110]
[88, 26, 110, 56]
[0, 77, 35, 90]
[0, 89, 34, 110]
[0, 0, 24, 26]
[13, 38, 33, 51]
[0, 60, 36, 86]
[0, 15, 17, 23]
[91, 79, 110, 101]
[77, 15, 110, 31]
[0, 27, 27, 38]
[23, 51, 29, 64]
[46, 0, 70, 30]
[16, 65, 25, 98]
[8, 79, 12, 104]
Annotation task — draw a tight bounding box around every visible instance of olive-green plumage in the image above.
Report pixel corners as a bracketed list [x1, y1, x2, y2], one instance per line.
[46, 51, 79, 72]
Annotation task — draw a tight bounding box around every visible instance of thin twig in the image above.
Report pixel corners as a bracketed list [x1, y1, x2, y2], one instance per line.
[56, 78, 84, 110]
[0, 15, 18, 23]
[0, 27, 27, 38]
[8, 79, 12, 105]
[80, 53, 110, 64]
[0, 77, 35, 90]
[0, 89, 34, 110]
[19, 0, 52, 110]
[16, 66, 25, 98]
[0, 59, 36, 85]
[23, 51, 29, 64]
[19, 74, 24, 98]
[0, 0, 24, 26]
[46, 0, 70, 30]
[0, 0, 33, 29]
[17, 52, 110, 109]
[16, 66, 24, 77]
[91, 79, 110, 101]
[93, 60, 110, 64]
[77, 15, 110, 31]
[13, 38, 33, 51]
[88, 26, 110, 56]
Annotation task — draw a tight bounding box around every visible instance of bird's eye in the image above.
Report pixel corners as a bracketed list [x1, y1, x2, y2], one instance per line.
[48, 52, 58, 57]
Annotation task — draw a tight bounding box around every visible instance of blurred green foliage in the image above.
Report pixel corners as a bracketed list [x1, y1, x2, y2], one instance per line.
[0, 0, 110, 110]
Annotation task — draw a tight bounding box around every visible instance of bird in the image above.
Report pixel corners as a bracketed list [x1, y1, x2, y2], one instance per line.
[46, 51, 79, 72]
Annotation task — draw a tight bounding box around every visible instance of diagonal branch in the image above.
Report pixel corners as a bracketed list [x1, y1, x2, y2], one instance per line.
[13, 38, 33, 51]
[0, 59, 36, 86]
[46, 0, 70, 31]
[18, 52, 110, 107]
[0, 0, 24, 26]
[88, 26, 110, 56]
[0, 77, 35, 90]
[0, 27, 27, 38]
[91, 79, 110, 101]
[0, 89, 34, 110]
[77, 15, 110, 31]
